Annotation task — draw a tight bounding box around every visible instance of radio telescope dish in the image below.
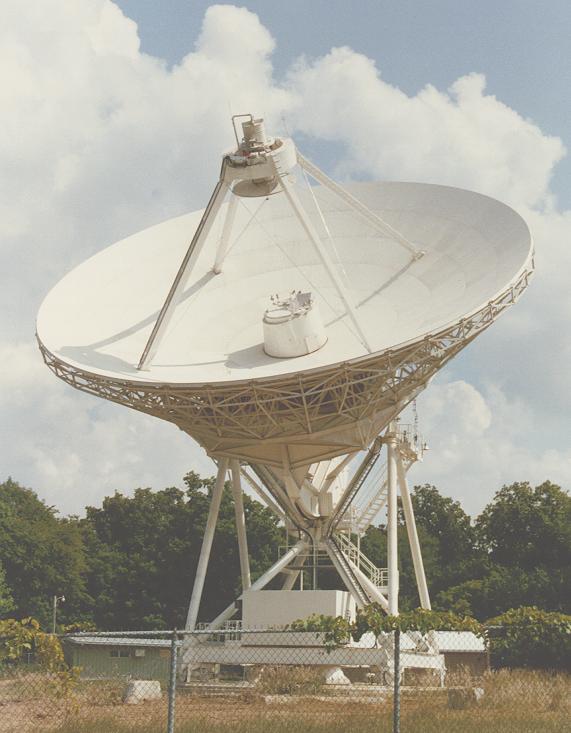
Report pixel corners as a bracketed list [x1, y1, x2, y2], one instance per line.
[37, 115, 533, 628]
[37, 182, 533, 465]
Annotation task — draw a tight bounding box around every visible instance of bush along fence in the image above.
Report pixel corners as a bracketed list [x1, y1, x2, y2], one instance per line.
[0, 608, 569, 733]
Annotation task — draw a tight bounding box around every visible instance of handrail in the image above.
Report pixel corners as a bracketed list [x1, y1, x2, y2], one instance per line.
[335, 532, 388, 588]
[356, 470, 388, 533]
[326, 537, 370, 607]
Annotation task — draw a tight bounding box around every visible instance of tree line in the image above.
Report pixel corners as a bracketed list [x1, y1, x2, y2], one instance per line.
[0, 474, 568, 631]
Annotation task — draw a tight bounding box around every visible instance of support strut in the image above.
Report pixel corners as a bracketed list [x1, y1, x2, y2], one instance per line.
[386, 424, 399, 615]
[230, 459, 251, 591]
[185, 458, 229, 630]
[397, 455, 431, 609]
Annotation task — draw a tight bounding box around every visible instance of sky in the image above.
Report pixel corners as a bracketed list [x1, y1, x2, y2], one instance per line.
[1, 1, 570, 517]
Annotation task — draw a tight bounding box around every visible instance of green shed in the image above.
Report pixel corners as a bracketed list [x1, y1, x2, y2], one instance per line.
[62, 636, 171, 681]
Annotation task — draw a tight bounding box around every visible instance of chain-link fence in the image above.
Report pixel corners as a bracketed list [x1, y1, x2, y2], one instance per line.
[0, 627, 569, 732]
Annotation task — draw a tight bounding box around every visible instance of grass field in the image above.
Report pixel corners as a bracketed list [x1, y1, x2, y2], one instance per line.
[0, 668, 568, 733]
[51, 704, 571, 733]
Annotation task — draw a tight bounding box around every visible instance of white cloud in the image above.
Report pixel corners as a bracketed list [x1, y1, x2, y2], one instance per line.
[286, 49, 565, 209]
[423, 380, 492, 437]
[0, 1, 569, 514]
[409, 380, 571, 515]
[0, 343, 215, 513]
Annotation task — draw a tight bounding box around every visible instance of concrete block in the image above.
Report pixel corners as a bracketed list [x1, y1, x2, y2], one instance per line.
[123, 679, 162, 704]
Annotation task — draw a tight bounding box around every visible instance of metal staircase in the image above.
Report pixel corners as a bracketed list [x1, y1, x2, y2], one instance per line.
[327, 436, 383, 533]
[355, 477, 388, 534]
[351, 424, 424, 537]
[325, 537, 370, 607]
[334, 532, 388, 591]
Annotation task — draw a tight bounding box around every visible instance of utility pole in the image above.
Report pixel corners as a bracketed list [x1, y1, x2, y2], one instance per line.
[52, 595, 65, 634]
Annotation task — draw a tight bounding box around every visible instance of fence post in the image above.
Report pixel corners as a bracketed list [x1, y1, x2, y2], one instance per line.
[393, 628, 401, 733]
[167, 629, 178, 733]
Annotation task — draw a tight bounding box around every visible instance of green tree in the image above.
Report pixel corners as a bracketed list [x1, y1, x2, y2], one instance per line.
[435, 566, 557, 619]
[476, 481, 571, 568]
[475, 481, 571, 614]
[4, 472, 568, 630]
[83, 471, 283, 629]
[83, 481, 204, 630]
[434, 482, 571, 618]
[408, 484, 483, 600]
[487, 606, 571, 671]
[412, 485, 478, 566]
[0, 478, 89, 627]
[0, 561, 15, 618]
[363, 485, 485, 614]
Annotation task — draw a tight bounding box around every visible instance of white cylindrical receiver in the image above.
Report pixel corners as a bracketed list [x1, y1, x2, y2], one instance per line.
[263, 292, 327, 358]
[242, 118, 268, 147]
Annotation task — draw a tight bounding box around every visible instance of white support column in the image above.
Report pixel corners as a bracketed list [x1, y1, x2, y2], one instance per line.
[248, 540, 308, 591]
[282, 554, 306, 590]
[255, 463, 305, 526]
[212, 190, 238, 274]
[312, 536, 318, 590]
[230, 459, 251, 591]
[276, 170, 373, 353]
[386, 425, 399, 615]
[138, 163, 230, 370]
[185, 457, 229, 630]
[397, 455, 431, 610]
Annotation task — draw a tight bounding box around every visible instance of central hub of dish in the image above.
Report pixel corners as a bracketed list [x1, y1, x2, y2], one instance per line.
[263, 291, 327, 358]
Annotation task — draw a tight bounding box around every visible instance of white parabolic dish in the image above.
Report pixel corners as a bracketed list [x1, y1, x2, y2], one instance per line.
[37, 180, 533, 465]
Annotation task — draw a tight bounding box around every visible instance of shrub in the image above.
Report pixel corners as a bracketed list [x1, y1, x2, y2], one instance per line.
[290, 605, 483, 648]
[0, 617, 80, 697]
[0, 617, 39, 666]
[487, 606, 571, 671]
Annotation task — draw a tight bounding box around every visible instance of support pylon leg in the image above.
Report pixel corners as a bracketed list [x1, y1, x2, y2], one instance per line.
[397, 455, 431, 609]
[185, 458, 229, 630]
[282, 555, 306, 590]
[230, 459, 251, 591]
[297, 152, 424, 260]
[386, 424, 399, 615]
[138, 165, 230, 370]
